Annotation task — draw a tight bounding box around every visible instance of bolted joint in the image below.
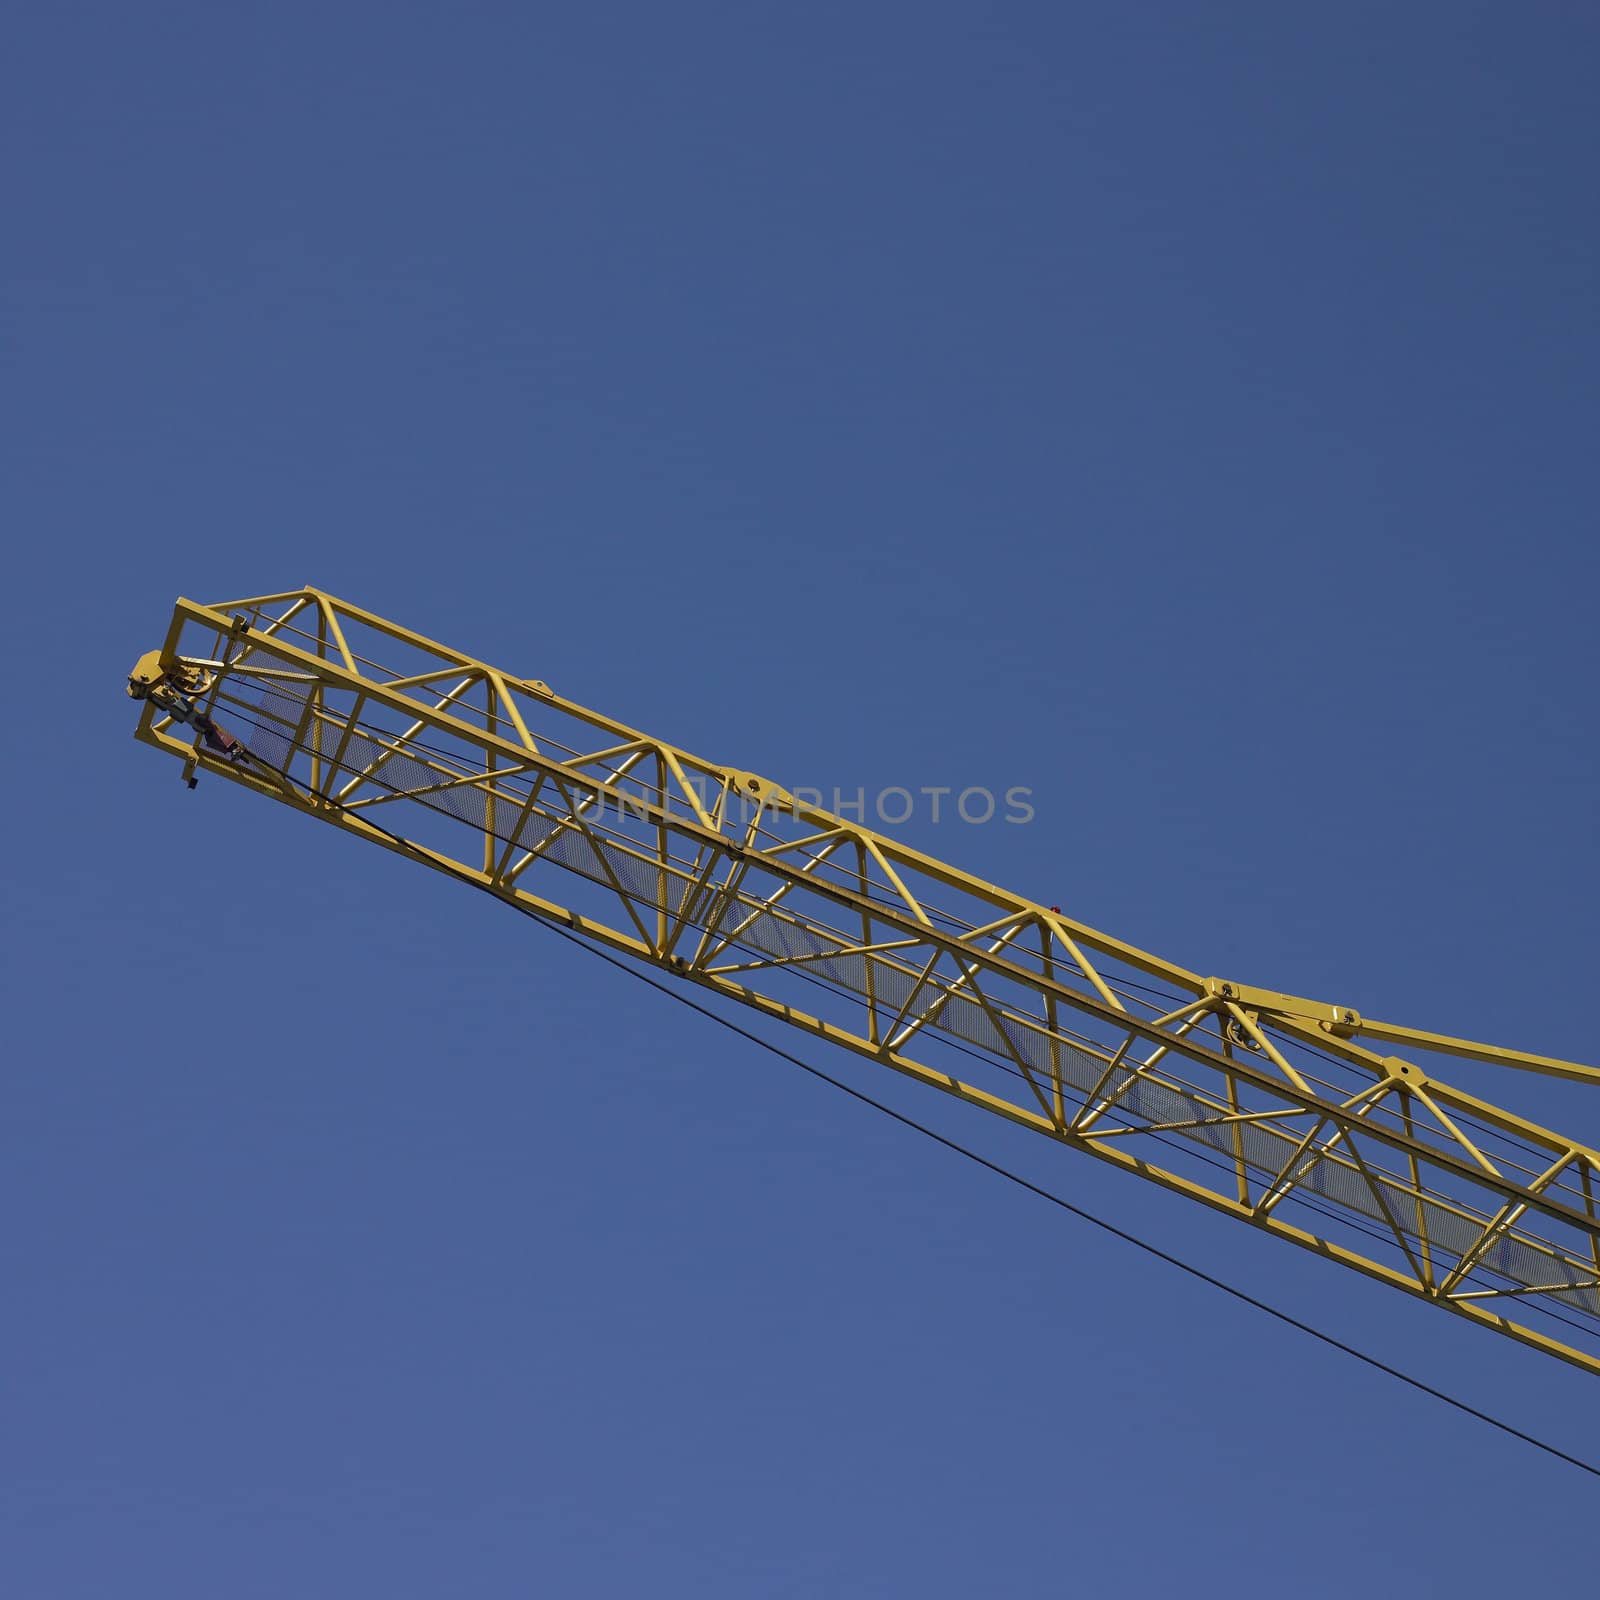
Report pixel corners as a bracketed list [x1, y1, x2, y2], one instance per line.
[727, 769, 795, 815]
[1205, 978, 1361, 1037]
[1381, 1055, 1429, 1088]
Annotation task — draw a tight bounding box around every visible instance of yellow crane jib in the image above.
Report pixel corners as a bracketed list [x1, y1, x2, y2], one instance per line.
[127, 590, 1600, 1376]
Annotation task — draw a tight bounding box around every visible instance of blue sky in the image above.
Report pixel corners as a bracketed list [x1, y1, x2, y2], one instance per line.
[5, 4, 1598, 1594]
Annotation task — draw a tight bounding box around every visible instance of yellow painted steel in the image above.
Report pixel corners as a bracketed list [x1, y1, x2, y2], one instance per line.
[129, 590, 1600, 1375]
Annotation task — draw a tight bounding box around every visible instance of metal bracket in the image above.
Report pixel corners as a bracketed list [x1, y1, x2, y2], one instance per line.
[1380, 1055, 1429, 1088]
[1205, 978, 1361, 1037]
